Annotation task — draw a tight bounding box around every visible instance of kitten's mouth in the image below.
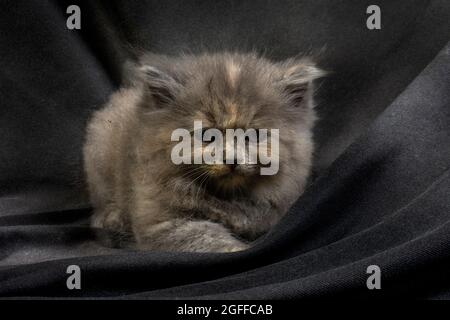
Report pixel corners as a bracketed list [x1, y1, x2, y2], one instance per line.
[204, 164, 261, 197]
[177, 164, 255, 199]
[178, 163, 263, 199]
[214, 171, 247, 186]
[206, 163, 258, 180]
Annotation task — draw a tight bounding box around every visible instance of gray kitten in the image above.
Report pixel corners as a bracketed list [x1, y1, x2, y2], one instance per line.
[83, 52, 324, 252]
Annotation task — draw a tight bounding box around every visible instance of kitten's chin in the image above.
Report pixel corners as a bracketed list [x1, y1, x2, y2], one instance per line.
[205, 170, 260, 200]
[214, 173, 248, 189]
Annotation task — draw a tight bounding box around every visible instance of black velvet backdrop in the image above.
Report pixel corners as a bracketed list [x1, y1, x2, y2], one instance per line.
[0, 0, 449, 298]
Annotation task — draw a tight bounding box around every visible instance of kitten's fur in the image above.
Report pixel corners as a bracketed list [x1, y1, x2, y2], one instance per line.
[83, 52, 323, 252]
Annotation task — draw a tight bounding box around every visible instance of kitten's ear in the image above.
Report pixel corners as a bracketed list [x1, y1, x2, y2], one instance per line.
[139, 65, 181, 106]
[278, 60, 325, 107]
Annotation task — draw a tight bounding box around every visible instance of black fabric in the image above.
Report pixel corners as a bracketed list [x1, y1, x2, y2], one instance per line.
[0, 0, 449, 298]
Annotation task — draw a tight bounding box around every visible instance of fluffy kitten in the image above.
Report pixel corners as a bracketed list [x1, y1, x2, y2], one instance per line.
[83, 52, 324, 252]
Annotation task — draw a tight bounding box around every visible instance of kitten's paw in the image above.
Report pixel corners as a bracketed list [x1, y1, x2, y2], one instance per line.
[91, 209, 127, 233]
[220, 242, 250, 253]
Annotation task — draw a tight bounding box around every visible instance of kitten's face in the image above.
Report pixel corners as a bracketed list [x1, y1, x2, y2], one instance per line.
[136, 53, 323, 199]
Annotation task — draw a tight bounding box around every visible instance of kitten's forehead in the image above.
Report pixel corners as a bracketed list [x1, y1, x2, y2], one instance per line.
[198, 99, 252, 129]
[225, 60, 241, 89]
[147, 53, 290, 129]
[193, 56, 276, 128]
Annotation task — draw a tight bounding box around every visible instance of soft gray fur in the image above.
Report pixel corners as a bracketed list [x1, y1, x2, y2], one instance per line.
[83, 52, 324, 252]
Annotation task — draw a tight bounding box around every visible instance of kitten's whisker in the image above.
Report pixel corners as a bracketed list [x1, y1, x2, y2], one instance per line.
[196, 172, 210, 201]
[166, 169, 207, 207]
[184, 170, 209, 194]
[179, 166, 205, 177]
[165, 166, 205, 191]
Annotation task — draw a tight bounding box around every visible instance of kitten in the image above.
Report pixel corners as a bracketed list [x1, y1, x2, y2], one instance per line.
[83, 52, 324, 252]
